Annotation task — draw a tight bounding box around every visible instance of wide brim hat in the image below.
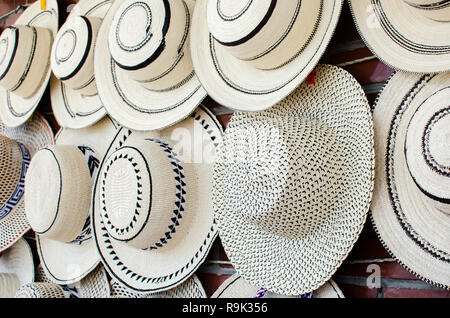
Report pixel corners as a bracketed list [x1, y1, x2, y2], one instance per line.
[190, 0, 343, 112]
[0, 112, 54, 252]
[50, 0, 113, 129]
[213, 64, 374, 295]
[94, 0, 208, 131]
[371, 71, 450, 289]
[0, 0, 58, 127]
[348, 0, 450, 74]
[92, 104, 223, 293]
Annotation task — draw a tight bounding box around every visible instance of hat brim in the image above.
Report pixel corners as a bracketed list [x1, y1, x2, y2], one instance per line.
[0, 238, 34, 286]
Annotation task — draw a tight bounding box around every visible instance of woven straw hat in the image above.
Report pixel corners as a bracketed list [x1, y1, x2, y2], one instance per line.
[0, 0, 58, 127]
[50, 0, 113, 129]
[92, 105, 223, 293]
[15, 282, 67, 298]
[24, 116, 119, 284]
[213, 64, 374, 295]
[94, 0, 207, 131]
[348, 0, 450, 74]
[371, 71, 450, 289]
[0, 113, 54, 252]
[0, 238, 34, 298]
[190, 0, 343, 112]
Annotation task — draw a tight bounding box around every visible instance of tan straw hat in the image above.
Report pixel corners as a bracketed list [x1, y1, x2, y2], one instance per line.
[0, 0, 58, 127]
[189, 0, 343, 112]
[50, 0, 114, 129]
[348, 0, 450, 74]
[24, 116, 119, 284]
[0, 113, 54, 252]
[371, 70, 450, 289]
[92, 105, 223, 293]
[213, 64, 374, 296]
[94, 0, 207, 131]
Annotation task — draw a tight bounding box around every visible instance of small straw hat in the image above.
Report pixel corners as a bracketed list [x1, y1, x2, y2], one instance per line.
[213, 64, 374, 295]
[94, 0, 207, 131]
[371, 70, 450, 289]
[190, 0, 343, 112]
[50, 0, 113, 129]
[92, 105, 223, 293]
[348, 0, 450, 74]
[0, 0, 58, 127]
[24, 116, 119, 285]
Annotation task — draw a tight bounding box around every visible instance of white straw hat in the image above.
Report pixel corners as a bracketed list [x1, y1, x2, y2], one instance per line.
[94, 0, 207, 131]
[50, 0, 114, 129]
[0, 238, 34, 298]
[92, 105, 223, 293]
[189, 0, 343, 112]
[0, 0, 58, 127]
[348, 0, 450, 74]
[213, 64, 374, 296]
[0, 113, 54, 252]
[371, 70, 450, 289]
[24, 116, 119, 285]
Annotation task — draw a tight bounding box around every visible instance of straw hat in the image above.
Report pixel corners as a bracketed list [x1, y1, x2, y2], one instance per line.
[92, 105, 223, 293]
[348, 0, 450, 74]
[0, 238, 34, 298]
[50, 0, 114, 129]
[0, 113, 54, 252]
[189, 0, 343, 112]
[24, 116, 119, 284]
[94, 0, 207, 131]
[371, 71, 450, 289]
[0, 0, 58, 127]
[213, 64, 374, 295]
[15, 282, 68, 298]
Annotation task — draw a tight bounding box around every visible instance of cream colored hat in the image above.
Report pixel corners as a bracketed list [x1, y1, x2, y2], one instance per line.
[213, 64, 374, 296]
[0, 113, 54, 252]
[190, 0, 343, 112]
[94, 0, 207, 131]
[24, 116, 119, 284]
[92, 105, 223, 293]
[15, 282, 67, 298]
[371, 71, 450, 289]
[0, 238, 34, 298]
[50, 0, 113, 129]
[0, 0, 58, 127]
[348, 0, 450, 74]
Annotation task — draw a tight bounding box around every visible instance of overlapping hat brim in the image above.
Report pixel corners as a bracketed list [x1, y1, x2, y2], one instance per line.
[0, 0, 58, 127]
[348, 0, 450, 74]
[190, 0, 343, 112]
[92, 105, 223, 293]
[0, 238, 34, 286]
[371, 71, 450, 289]
[36, 116, 120, 285]
[94, 0, 207, 131]
[50, 0, 113, 130]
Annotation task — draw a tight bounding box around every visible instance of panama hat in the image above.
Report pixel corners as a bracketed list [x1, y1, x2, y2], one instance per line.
[213, 64, 374, 296]
[0, 0, 58, 127]
[0, 238, 34, 298]
[189, 0, 343, 112]
[24, 116, 119, 285]
[92, 105, 223, 293]
[50, 0, 114, 129]
[94, 0, 207, 131]
[371, 71, 450, 289]
[348, 0, 450, 74]
[0, 113, 54, 252]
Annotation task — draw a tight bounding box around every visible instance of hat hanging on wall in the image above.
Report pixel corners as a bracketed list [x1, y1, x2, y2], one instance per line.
[92, 105, 223, 293]
[213, 64, 374, 295]
[0, 0, 58, 127]
[24, 116, 119, 285]
[50, 0, 113, 129]
[348, 0, 450, 74]
[190, 0, 343, 112]
[94, 0, 207, 131]
[371, 70, 450, 289]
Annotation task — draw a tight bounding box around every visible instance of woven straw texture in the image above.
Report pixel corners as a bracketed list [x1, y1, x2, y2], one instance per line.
[15, 283, 66, 298]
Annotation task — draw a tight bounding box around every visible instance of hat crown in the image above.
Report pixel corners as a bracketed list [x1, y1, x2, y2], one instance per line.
[403, 0, 450, 22]
[0, 273, 20, 297]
